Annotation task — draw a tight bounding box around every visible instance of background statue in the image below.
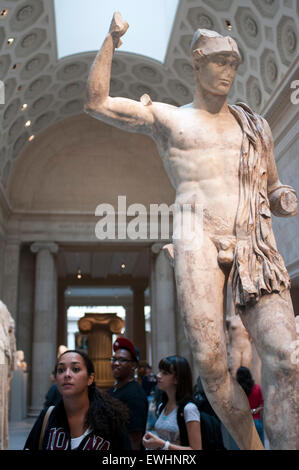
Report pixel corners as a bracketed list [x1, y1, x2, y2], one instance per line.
[15, 350, 27, 372]
[226, 313, 252, 379]
[85, 13, 298, 449]
[0, 300, 16, 449]
[57, 345, 68, 358]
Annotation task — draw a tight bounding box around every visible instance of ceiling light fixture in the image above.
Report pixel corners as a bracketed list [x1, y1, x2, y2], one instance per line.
[121, 263, 126, 269]
[25, 120, 31, 127]
[225, 20, 233, 31]
[28, 135, 35, 142]
[0, 9, 9, 17]
[21, 104, 28, 111]
[77, 268, 82, 280]
[7, 38, 14, 45]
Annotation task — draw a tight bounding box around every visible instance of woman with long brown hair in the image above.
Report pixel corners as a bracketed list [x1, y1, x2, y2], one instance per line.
[142, 355, 202, 450]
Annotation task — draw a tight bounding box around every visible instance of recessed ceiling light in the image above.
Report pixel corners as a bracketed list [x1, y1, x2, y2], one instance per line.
[121, 263, 126, 269]
[77, 268, 82, 279]
[21, 104, 28, 111]
[225, 20, 233, 31]
[28, 135, 35, 142]
[25, 120, 31, 127]
[7, 38, 14, 45]
[0, 9, 9, 18]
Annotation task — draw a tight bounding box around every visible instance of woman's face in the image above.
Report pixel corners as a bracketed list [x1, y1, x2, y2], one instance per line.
[157, 368, 177, 392]
[55, 352, 94, 398]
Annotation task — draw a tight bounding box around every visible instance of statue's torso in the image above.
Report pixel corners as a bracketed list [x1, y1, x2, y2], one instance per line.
[153, 104, 243, 235]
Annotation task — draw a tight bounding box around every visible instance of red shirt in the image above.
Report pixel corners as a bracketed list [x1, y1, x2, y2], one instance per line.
[248, 384, 263, 420]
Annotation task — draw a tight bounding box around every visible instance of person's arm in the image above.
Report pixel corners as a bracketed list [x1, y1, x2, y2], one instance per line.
[262, 118, 297, 217]
[143, 421, 202, 450]
[85, 12, 155, 136]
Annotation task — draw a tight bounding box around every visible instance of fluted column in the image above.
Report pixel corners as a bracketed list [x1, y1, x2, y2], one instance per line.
[150, 243, 176, 371]
[29, 242, 58, 416]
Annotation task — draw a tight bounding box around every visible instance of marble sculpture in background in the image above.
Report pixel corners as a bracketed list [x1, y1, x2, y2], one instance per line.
[0, 300, 16, 450]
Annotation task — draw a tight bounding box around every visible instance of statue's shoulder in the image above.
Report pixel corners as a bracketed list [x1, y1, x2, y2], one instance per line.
[232, 101, 267, 125]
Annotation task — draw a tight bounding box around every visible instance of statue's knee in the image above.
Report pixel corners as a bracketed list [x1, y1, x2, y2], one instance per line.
[195, 350, 227, 385]
[267, 343, 298, 377]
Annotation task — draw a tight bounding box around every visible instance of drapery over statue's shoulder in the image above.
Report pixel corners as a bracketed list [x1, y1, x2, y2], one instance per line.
[228, 103, 298, 311]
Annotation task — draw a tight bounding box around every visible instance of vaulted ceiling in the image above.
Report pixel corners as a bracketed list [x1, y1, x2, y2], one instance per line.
[0, 0, 298, 191]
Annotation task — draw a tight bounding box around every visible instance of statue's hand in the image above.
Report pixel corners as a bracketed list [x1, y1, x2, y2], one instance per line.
[109, 12, 129, 48]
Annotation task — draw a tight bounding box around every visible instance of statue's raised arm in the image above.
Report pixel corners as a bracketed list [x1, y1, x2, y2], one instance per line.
[84, 12, 156, 136]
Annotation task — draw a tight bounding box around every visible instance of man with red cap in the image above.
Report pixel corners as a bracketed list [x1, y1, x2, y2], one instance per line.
[108, 337, 148, 450]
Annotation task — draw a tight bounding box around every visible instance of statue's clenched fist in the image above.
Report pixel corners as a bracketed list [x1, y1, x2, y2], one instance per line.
[109, 12, 129, 48]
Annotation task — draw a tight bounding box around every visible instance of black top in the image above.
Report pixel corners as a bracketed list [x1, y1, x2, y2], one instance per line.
[24, 400, 130, 451]
[44, 384, 62, 407]
[108, 381, 148, 435]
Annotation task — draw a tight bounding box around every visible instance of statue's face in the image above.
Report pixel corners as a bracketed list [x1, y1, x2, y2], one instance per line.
[194, 53, 239, 96]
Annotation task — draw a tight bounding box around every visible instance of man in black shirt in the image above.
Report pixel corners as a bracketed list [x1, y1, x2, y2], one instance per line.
[108, 337, 148, 450]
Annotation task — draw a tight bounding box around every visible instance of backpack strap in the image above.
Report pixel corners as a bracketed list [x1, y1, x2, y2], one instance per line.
[39, 406, 55, 450]
[176, 402, 190, 447]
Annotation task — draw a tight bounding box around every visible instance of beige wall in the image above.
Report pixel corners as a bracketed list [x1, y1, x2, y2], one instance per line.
[8, 114, 175, 213]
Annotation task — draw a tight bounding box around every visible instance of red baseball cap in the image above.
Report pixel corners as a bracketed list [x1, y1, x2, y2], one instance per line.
[113, 337, 138, 362]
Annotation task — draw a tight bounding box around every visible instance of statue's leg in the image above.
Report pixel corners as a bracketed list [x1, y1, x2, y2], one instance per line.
[229, 349, 241, 379]
[174, 234, 263, 450]
[240, 290, 299, 450]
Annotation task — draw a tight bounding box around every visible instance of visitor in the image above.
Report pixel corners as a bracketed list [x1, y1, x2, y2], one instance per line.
[24, 350, 130, 450]
[108, 337, 148, 450]
[142, 355, 202, 450]
[44, 370, 62, 407]
[141, 364, 157, 396]
[236, 366, 264, 445]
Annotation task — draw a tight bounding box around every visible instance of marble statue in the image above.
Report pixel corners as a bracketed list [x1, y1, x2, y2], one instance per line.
[0, 300, 16, 449]
[57, 345, 68, 358]
[16, 350, 27, 372]
[85, 12, 298, 450]
[226, 313, 252, 379]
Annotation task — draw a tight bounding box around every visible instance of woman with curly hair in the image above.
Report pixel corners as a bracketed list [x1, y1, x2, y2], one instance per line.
[24, 350, 130, 450]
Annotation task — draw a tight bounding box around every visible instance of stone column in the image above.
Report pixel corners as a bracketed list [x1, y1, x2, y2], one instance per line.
[150, 243, 176, 372]
[131, 284, 147, 362]
[1, 239, 21, 320]
[29, 242, 58, 416]
[123, 302, 134, 340]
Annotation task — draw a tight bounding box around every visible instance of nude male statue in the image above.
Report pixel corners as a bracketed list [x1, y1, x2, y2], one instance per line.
[85, 13, 298, 450]
[226, 313, 252, 378]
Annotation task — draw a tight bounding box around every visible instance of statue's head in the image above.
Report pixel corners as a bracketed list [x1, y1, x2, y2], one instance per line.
[191, 29, 241, 96]
[191, 29, 241, 63]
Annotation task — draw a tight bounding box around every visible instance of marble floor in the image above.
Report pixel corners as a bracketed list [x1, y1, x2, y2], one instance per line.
[8, 417, 36, 450]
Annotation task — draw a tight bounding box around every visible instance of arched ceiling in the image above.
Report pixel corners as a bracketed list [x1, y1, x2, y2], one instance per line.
[0, 0, 298, 192]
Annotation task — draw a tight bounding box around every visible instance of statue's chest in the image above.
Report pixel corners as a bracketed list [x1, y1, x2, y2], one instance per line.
[171, 115, 243, 152]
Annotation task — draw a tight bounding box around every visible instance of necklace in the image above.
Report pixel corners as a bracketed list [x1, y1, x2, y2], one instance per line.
[163, 404, 176, 418]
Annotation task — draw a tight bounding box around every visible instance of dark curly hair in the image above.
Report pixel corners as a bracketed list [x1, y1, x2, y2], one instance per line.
[236, 366, 254, 396]
[55, 350, 129, 440]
